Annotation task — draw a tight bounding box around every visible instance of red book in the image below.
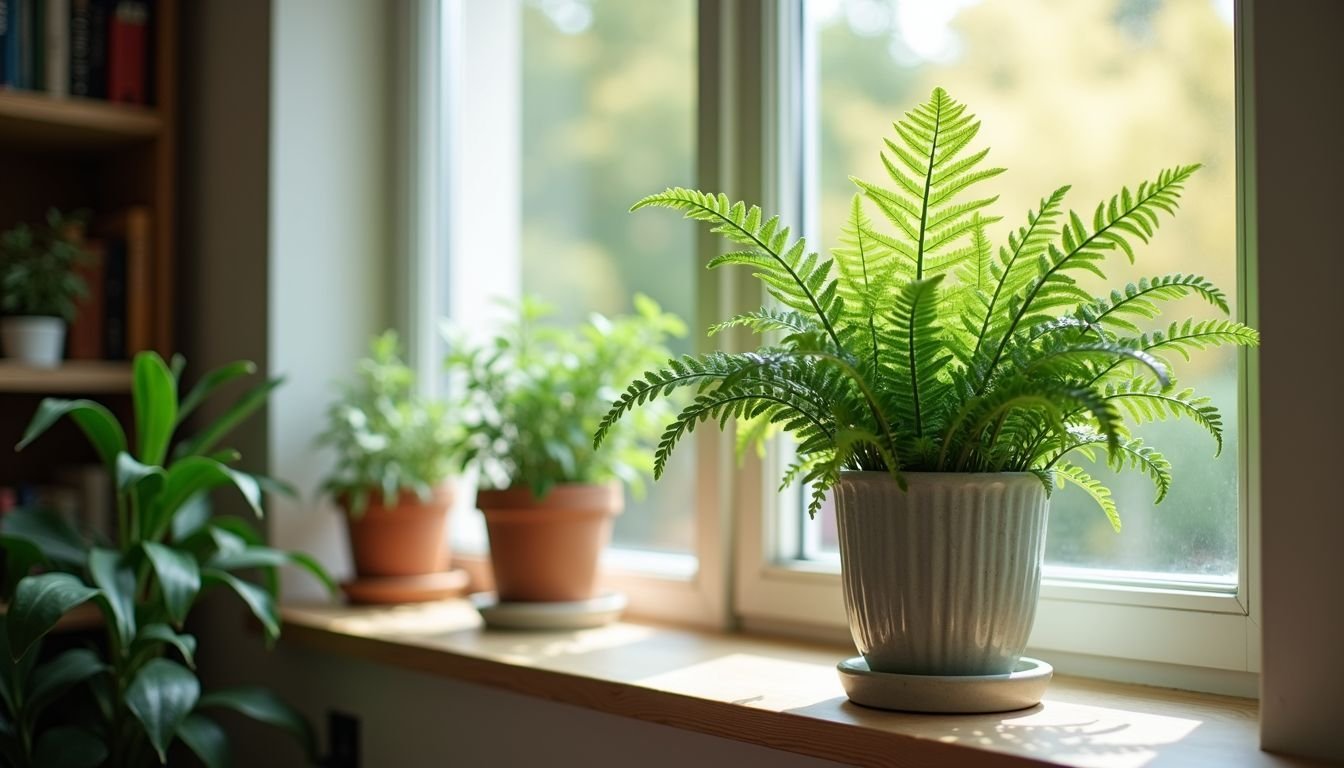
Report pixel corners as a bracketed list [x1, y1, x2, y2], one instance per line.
[106, 0, 146, 104]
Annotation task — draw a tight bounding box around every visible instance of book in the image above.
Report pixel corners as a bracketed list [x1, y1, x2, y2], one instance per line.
[99, 206, 150, 355]
[43, 0, 65, 96]
[106, 0, 144, 104]
[0, 0, 9, 86]
[6, 0, 24, 88]
[102, 236, 125, 359]
[67, 238, 105, 359]
[68, 0, 106, 98]
[28, 0, 41, 90]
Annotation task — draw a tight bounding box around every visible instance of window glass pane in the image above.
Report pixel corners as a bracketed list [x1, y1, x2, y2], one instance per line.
[799, 0, 1238, 580]
[520, 0, 697, 553]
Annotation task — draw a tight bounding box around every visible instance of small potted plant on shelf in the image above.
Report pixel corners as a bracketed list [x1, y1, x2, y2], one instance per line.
[0, 351, 334, 766]
[597, 87, 1258, 712]
[447, 295, 684, 627]
[318, 331, 466, 604]
[0, 209, 91, 367]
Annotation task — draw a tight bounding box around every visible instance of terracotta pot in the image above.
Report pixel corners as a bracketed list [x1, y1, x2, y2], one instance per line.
[341, 485, 454, 578]
[835, 471, 1049, 676]
[477, 481, 622, 603]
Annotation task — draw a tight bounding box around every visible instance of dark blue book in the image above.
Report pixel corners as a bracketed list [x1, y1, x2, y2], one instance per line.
[69, 0, 104, 97]
[3, 0, 20, 87]
[0, 0, 9, 86]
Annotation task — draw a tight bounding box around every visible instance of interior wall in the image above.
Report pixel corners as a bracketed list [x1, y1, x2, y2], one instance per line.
[1252, 0, 1344, 761]
[267, 0, 395, 596]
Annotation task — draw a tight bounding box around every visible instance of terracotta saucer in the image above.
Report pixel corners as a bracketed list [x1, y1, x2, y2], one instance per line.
[341, 569, 471, 605]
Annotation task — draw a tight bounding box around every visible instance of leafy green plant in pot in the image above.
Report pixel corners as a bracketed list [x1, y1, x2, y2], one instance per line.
[0, 351, 334, 766]
[447, 295, 685, 604]
[318, 332, 463, 600]
[0, 209, 91, 367]
[598, 88, 1258, 708]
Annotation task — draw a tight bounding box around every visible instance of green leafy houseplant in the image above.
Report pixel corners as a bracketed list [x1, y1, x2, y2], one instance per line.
[0, 209, 91, 321]
[449, 295, 686, 499]
[317, 331, 461, 515]
[598, 87, 1259, 529]
[0, 352, 334, 767]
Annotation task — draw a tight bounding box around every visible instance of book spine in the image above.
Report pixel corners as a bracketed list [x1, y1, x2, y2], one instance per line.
[0, 0, 9, 86]
[84, 0, 104, 97]
[105, 0, 143, 104]
[44, 0, 64, 96]
[67, 0, 87, 95]
[123, 207, 150, 354]
[9, 0, 24, 88]
[67, 239, 105, 359]
[103, 238, 126, 360]
[28, 0, 41, 90]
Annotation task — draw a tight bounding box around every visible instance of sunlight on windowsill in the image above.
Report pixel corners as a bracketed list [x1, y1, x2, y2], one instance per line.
[279, 600, 1290, 768]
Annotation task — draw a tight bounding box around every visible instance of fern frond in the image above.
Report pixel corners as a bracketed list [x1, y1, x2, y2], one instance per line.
[1057, 461, 1122, 532]
[632, 188, 844, 346]
[1076, 274, 1231, 337]
[708, 308, 819, 339]
[1042, 432, 1172, 504]
[879, 275, 948, 438]
[1101, 377, 1226, 454]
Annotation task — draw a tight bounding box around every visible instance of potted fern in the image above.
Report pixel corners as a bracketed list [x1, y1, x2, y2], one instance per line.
[447, 296, 684, 609]
[598, 88, 1257, 707]
[0, 209, 91, 367]
[318, 332, 464, 602]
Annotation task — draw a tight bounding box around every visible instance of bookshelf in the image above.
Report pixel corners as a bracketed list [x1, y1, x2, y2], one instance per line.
[0, 0, 177, 490]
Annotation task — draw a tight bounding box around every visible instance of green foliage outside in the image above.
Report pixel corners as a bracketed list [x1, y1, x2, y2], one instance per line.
[0, 209, 91, 321]
[447, 295, 686, 500]
[317, 332, 461, 516]
[598, 88, 1257, 529]
[0, 353, 333, 767]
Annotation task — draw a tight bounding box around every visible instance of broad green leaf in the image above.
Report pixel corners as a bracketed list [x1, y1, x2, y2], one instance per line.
[133, 624, 198, 669]
[142, 543, 201, 627]
[16, 398, 127, 469]
[203, 569, 278, 642]
[157, 458, 262, 534]
[133, 352, 179, 466]
[32, 726, 107, 768]
[7, 573, 99, 660]
[87, 549, 136, 650]
[199, 686, 315, 759]
[0, 536, 44, 597]
[210, 546, 337, 596]
[175, 376, 283, 459]
[125, 658, 200, 764]
[0, 506, 86, 566]
[177, 360, 257, 424]
[169, 493, 212, 543]
[176, 713, 229, 768]
[116, 451, 166, 493]
[29, 648, 106, 715]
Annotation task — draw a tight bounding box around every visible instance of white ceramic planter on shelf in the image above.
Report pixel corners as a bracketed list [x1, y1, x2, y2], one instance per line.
[0, 316, 66, 368]
[834, 471, 1049, 677]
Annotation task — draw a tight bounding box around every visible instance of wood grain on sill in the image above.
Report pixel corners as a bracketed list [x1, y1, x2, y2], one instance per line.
[281, 601, 1311, 768]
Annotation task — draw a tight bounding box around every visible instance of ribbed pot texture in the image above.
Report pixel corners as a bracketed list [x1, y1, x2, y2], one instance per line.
[835, 471, 1048, 676]
[478, 482, 622, 603]
[0, 316, 66, 368]
[342, 485, 454, 579]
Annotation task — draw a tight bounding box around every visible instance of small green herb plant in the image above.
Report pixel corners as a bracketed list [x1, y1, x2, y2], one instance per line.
[447, 295, 686, 499]
[318, 331, 461, 515]
[597, 88, 1258, 528]
[0, 209, 92, 321]
[0, 352, 333, 767]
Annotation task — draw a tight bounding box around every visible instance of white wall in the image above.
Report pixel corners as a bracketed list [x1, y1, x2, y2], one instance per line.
[267, 0, 394, 597]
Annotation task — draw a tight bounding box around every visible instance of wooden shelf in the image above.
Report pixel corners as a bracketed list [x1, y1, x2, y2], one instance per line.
[0, 90, 161, 148]
[0, 361, 133, 394]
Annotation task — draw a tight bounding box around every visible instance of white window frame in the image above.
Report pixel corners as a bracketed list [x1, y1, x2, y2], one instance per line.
[732, 0, 1261, 696]
[401, 0, 733, 628]
[407, 0, 1261, 691]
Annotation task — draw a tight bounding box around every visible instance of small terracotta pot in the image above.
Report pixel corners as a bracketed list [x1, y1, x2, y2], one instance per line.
[477, 481, 622, 603]
[341, 485, 454, 579]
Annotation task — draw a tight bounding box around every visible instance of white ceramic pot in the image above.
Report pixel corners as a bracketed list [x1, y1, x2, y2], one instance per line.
[834, 471, 1048, 676]
[0, 316, 66, 367]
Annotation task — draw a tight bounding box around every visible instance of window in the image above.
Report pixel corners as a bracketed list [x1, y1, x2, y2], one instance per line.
[422, 0, 1258, 683]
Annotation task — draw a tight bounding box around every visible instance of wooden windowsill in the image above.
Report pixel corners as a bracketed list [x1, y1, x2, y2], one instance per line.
[281, 601, 1312, 768]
